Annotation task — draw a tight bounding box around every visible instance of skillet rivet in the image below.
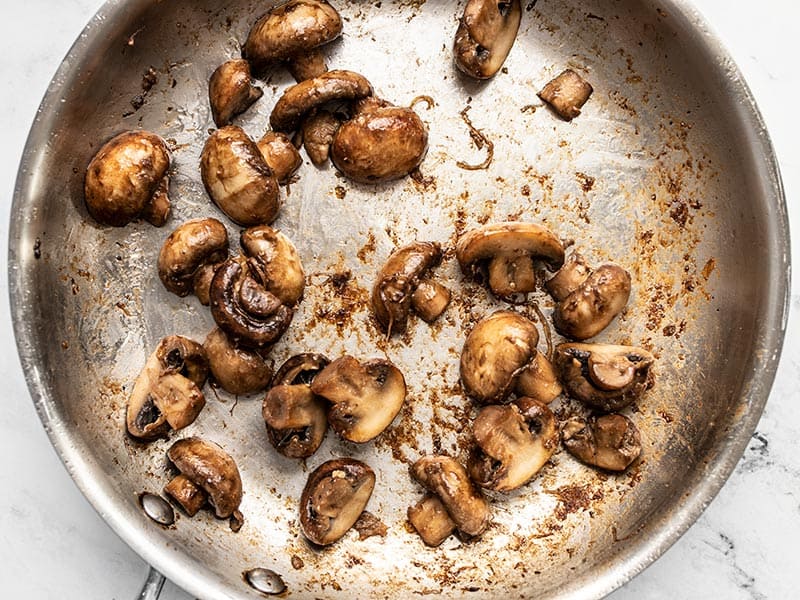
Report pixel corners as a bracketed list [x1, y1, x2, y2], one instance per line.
[139, 493, 175, 526]
[244, 568, 286, 595]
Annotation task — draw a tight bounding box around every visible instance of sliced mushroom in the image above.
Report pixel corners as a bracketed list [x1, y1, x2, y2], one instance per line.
[371, 241, 448, 335]
[562, 414, 641, 471]
[209, 59, 263, 127]
[166, 437, 243, 520]
[270, 70, 373, 133]
[331, 97, 428, 183]
[456, 222, 565, 299]
[263, 353, 330, 459]
[301, 110, 341, 165]
[200, 125, 280, 226]
[158, 218, 229, 301]
[126, 336, 209, 440]
[256, 132, 302, 183]
[203, 328, 273, 395]
[240, 225, 305, 306]
[515, 352, 563, 404]
[164, 474, 208, 517]
[460, 310, 539, 404]
[454, 0, 522, 80]
[554, 343, 655, 411]
[468, 397, 558, 491]
[538, 69, 594, 121]
[84, 131, 171, 227]
[407, 494, 457, 547]
[299, 458, 376, 545]
[310, 356, 406, 443]
[410, 455, 489, 537]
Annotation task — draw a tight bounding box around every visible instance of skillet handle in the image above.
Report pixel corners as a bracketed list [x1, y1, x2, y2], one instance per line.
[137, 567, 166, 600]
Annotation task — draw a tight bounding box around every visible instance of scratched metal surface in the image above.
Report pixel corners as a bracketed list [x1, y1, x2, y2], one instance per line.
[9, 0, 788, 599]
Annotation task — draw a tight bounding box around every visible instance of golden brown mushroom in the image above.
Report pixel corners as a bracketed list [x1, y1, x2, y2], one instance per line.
[256, 132, 302, 183]
[407, 494, 458, 547]
[562, 414, 642, 471]
[203, 328, 273, 395]
[208, 59, 263, 127]
[240, 225, 305, 306]
[538, 69, 594, 121]
[301, 110, 342, 165]
[454, 0, 522, 80]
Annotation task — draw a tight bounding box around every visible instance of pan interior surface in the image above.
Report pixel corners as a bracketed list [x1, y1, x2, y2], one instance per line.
[9, 0, 787, 599]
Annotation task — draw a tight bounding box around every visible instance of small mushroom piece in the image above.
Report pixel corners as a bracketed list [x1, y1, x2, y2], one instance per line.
[270, 70, 373, 133]
[331, 97, 429, 183]
[200, 125, 280, 227]
[166, 437, 243, 519]
[164, 474, 208, 517]
[538, 69, 594, 121]
[554, 343, 655, 411]
[158, 218, 229, 300]
[203, 328, 273, 395]
[126, 336, 209, 440]
[411, 279, 451, 323]
[454, 0, 522, 80]
[256, 132, 302, 183]
[407, 494, 457, 547]
[468, 397, 558, 491]
[371, 241, 448, 335]
[456, 222, 565, 299]
[84, 131, 171, 227]
[209, 59, 263, 127]
[411, 455, 489, 537]
[460, 310, 539, 404]
[240, 225, 305, 306]
[301, 110, 341, 165]
[287, 47, 329, 82]
[515, 353, 563, 404]
[545, 252, 592, 302]
[299, 458, 376, 545]
[562, 414, 641, 471]
[310, 356, 406, 443]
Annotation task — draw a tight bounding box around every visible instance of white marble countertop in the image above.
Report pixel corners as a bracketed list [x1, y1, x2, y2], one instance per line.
[0, 0, 797, 598]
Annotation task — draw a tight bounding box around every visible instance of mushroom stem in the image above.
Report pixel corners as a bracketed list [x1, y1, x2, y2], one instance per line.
[487, 253, 536, 297]
[407, 494, 457, 547]
[287, 47, 328, 82]
[411, 279, 451, 323]
[515, 353, 562, 404]
[164, 474, 208, 517]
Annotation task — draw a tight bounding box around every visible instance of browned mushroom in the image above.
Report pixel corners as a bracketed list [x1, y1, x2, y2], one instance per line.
[287, 47, 329, 82]
[454, 0, 522, 80]
[126, 336, 208, 440]
[209, 59, 263, 127]
[299, 458, 376, 545]
[240, 225, 305, 306]
[200, 125, 280, 226]
[310, 356, 406, 443]
[166, 437, 243, 524]
[515, 352, 563, 404]
[331, 97, 429, 183]
[158, 219, 229, 303]
[538, 69, 594, 121]
[301, 110, 341, 165]
[407, 494, 457, 547]
[456, 222, 565, 299]
[562, 414, 642, 471]
[84, 131, 171, 227]
[371, 241, 449, 335]
[203, 328, 273, 395]
[554, 343, 655, 412]
[256, 131, 302, 183]
[468, 397, 558, 491]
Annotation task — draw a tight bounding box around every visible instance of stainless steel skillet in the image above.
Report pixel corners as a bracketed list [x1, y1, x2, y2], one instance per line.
[9, 0, 789, 598]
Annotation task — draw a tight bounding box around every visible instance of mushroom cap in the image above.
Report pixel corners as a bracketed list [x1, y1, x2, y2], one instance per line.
[554, 343, 655, 412]
[310, 356, 406, 443]
[167, 437, 243, 519]
[299, 458, 376, 545]
[468, 397, 558, 492]
[371, 241, 442, 335]
[240, 225, 305, 306]
[263, 383, 328, 458]
[243, 0, 343, 72]
[410, 455, 489, 537]
[562, 414, 642, 471]
[256, 131, 302, 183]
[158, 218, 229, 297]
[200, 125, 280, 227]
[407, 494, 457, 547]
[84, 131, 171, 227]
[454, 0, 522, 80]
[209, 59, 263, 127]
[460, 310, 540, 404]
[203, 328, 273, 395]
[270, 70, 373, 133]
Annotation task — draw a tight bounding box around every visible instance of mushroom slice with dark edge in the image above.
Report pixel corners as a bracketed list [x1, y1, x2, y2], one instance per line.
[456, 222, 565, 299]
[126, 336, 209, 440]
[310, 356, 406, 443]
[410, 455, 489, 537]
[84, 131, 171, 227]
[270, 70, 373, 133]
[515, 352, 563, 404]
[240, 225, 305, 306]
[454, 0, 522, 80]
[203, 328, 273, 396]
[209, 59, 263, 127]
[158, 218, 229, 302]
[166, 437, 243, 528]
[200, 125, 280, 227]
[256, 132, 302, 183]
[407, 494, 457, 547]
[331, 97, 429, 183]
[554, 343, 655, 412]
[468, 397, 558, 491]
[263, 353, 329, 458]
[459, 310, 539, 404]
[538, 69, 594, 121]
[562, 414, 641, 472]
[301, 110, 341, 165]
[371, 241, 449, 336]
[300, 458, 376, 546]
